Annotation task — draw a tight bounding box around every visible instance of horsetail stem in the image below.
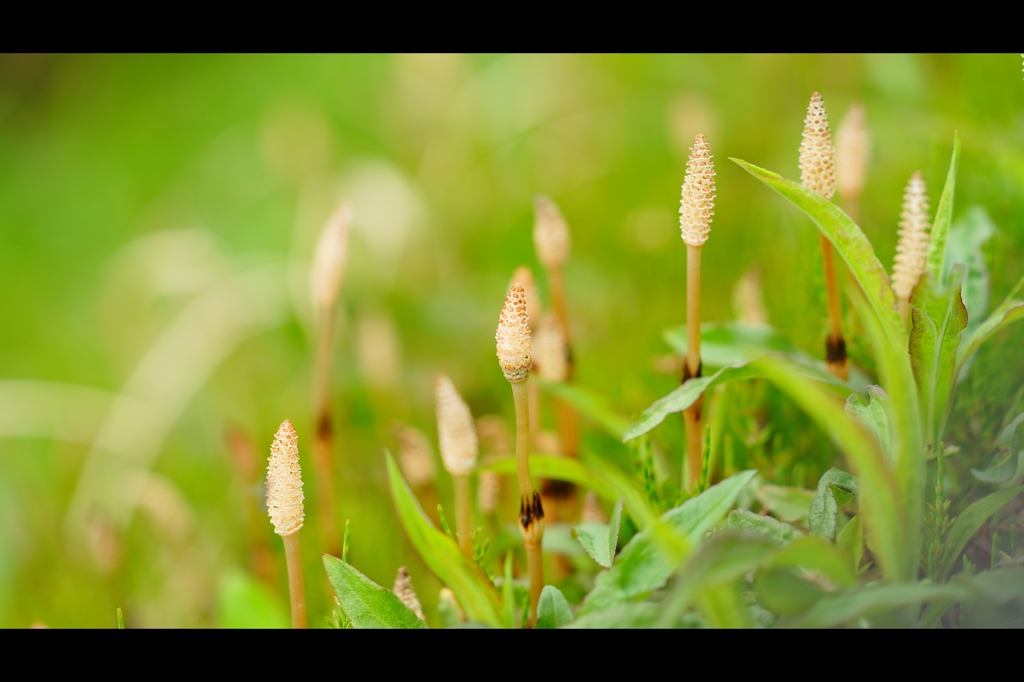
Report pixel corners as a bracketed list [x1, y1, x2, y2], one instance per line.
[266, 419, 307, 628]
[434, 374, 479, 553]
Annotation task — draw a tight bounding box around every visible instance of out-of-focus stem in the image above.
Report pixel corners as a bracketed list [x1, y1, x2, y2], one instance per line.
[512, 380, 544, 627]
[819, 235, 849, 381]
[525, 535, 543, 625]
[527, 381, 540, 449]
[549, 266, 570, 345]
[684, 244, 704, 490]
[455, 474, 471, 554]
[281, 530, 307, 629]
[313, 307, 340, 553]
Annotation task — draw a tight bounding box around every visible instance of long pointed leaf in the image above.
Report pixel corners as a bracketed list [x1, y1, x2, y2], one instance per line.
[385, 452, 503, 627]
[956, 273, 1024, 376]
[939, 485, 1024, 579]
[322, 556, 428, 629]
[926, 132, 961, 282]
[731, 158, 906, 350]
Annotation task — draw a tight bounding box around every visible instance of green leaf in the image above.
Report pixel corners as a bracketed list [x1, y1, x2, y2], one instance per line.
[910, 268, 969, 448]
[573, 499, 623, 568]
[956, 273, 1024, 378]
[755, 568, 827, 617]
[754, 485, 815, 526]
[663, 322, 798, 367]
[536, 586, 573, 628]
[940, 485, 1024, 578]
[845, 385, 894, 464]
[754, 358, 908, 580]
[565, 602, 663, 628]
[535, 379, 632, 440]
[731, 158, 906, 351]
[946, 206, 995, 334]
[385, 452, 503, 627]
[786, 581, 972, 628]
[809, 468, 858, 540]
[725, 509, 800, 544]
[925, 132, 961, 282]
[836, 514, 864, 573]
[502, 551, 515, 629]
[578, 470, 756, 615]
[216, 569, 289, 628]
[970, 450, 1024, 485]
[322, 556, 428, 629]
[116, 607, 124, 630]
[479, 455, 618, 508]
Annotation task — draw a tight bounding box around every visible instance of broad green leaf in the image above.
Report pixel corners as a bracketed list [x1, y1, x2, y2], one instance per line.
[566, 603, 662, 629]
[535, 378, 631, 440]
[970, 450, 1024, 485]
[755, 568, 827, 617]
[573, 499, 624, 568]
[845, 386, 894, 464]
[956, 273, 1024, 378]
[731, 158, 906, 350]
[940, 485, 1024, 578]
[786, 581, 973, 628]
[809, 468, 858, 540]
[945, 206, 995, 334]
[754, 358, 908, 581]
[925, 132, 961, 282]
[480, 454, 618, 504]
[578, 470, 756, 615]
[754, 485, 815, 526]
[217, 570, 289, 629]
[698, 582, 750, 628]
[624, 357, 850, 442]
[998, 412, 1024, 449]
[663, 322, 797, 367]
[536, 586, 573, 629]
[658, 534, 853, 626]
[910, 268, 969, 448]
[385, 452, 503, 627]
[836, 514, 864, 573]
[725, 509, 800, 544]
[322, 556, 428, 629]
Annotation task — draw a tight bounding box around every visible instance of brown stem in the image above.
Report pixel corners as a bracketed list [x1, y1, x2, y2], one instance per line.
[818, 235, 849, 381]
[525, 537, 543, 627]
[527, 380, 540, 451]
[683, 244, 704, 490]
[511, 381, 533, 494]
[455, 474, 472, 554]
[281, 531, 307, 629]
[511, 380, 544, 627]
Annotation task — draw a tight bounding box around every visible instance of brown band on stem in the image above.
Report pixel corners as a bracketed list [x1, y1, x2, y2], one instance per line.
[825, 334, 847, 364]
[682, 361, 703, 383]
[519, 490, 545, 530]
[542, 478, 576, 500]
[317, 412, 332, 439]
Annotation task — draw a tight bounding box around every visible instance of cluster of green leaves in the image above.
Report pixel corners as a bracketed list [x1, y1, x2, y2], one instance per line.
[320, 134, 1024, 629]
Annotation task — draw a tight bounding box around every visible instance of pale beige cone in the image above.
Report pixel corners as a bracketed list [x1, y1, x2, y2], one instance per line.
[836, 103, 869, 203]
[310, 203, 353, 312]
[511, 265, 541, 330]
[891, 171, 931, 304]
[477, 471, 501, 515]
[532, 311, 569, 382]
[679, 134, 716, 247]
[434, 374, 479, 477]
[266, 419, 304, 536]
[799, 93, 837, 200]
[393, 566, 426, 622]
[533, 196, 571, 269]
[496, 284, 532, 383]
[732, 268, 769, 327]
[394, 423, 436, 488]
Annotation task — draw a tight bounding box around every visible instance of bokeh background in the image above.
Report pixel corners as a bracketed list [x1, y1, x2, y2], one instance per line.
[1, 53, 1022, 627]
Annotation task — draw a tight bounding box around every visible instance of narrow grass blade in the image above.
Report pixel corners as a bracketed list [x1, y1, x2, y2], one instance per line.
[322, 556, 428, 629]
[753, 357, 908, 581]
[385, 452, 503, 627]
[940, 485, 1024, 579]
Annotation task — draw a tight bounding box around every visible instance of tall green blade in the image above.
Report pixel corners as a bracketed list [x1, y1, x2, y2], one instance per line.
[925, 132, 962, 282]
[385, 452, 503, 627]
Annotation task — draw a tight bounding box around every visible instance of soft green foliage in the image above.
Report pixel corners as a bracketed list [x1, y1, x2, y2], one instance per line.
[216, 570, 289, 629]
[845, 386, 894, 463]
[574, 499, 624, 568]
[116, 607, 124, 629]
[578, 470, 756, 614]
[939, 486, 1024, 579]
[385, 452, 503, 626]
[536, 586, 573, 629]
[725, 509, 800, 543]
[536, 379, 631, 440]
[926, 132, 962, 282]
[809, 469, 858, 540]
[754, 485, 814, 526]
[910, 269, 969, 448]
[322, 556, 428, 629]
[663, 323, 797, 367]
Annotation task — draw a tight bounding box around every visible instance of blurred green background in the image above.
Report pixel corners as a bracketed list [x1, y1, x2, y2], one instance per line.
[1, 54, 1022, 627]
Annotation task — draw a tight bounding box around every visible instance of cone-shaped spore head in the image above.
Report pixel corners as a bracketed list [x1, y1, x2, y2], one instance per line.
[496, 284, 531, 383]
[266, 419, 304, 536]
[533, 195, 571, 268]
[799, 93, 837, 200]
[532, 311, 568, 382]
[511, 265, 540, 329]
[434, 374, 479, 477]
[310, 203, 353, 311]
[891, 171, 931, 302]
[836, 103, 869, 201]
[679, 134, 715, 247]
